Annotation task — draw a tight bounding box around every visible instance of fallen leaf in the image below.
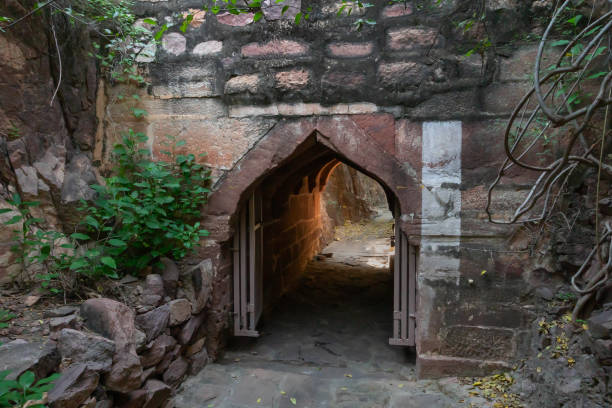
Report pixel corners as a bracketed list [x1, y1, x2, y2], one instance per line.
[290, 397, 297, 405]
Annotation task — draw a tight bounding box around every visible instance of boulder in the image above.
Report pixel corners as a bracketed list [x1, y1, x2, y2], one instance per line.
[181, 259, 214, 314]
[162, 357, 189, 386]
[168, 299, 191, 326]
[48, 364, 99, 408]
[140, 335, 177, 368]
[189, 348, 209, 375]
[178, 312, 205, 345]
[588, 310, 612, 340]
[135, 305, 170, 342]
[80, 298, 142, 393]
[185, 338, 205, 358]
[58, 329, 115, 372]
[106, 352, 143, 393]
[143, 379, 172, 408]
[157, 257, 179, 298]
[80, 298, 136, 350]
[0, 339, 60, 380]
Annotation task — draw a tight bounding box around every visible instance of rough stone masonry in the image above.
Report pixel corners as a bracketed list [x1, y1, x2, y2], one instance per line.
[96, 0, 550, 378]
[0, 0, 556, 381]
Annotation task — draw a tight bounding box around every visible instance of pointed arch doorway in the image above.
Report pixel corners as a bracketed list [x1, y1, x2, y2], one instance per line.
[218, 122, 419, 348]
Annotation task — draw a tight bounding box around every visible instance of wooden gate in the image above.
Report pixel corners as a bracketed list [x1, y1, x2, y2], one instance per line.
[389, 205, 417, 347]
[232, 191, 263, 337]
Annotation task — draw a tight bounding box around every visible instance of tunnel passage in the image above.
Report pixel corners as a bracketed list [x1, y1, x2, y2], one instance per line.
[229, 133, 416, 347]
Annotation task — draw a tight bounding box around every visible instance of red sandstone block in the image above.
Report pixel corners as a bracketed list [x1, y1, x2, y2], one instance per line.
[275, 69, 310, 90]
[241, 40, 308, 58]
[387, 27, 439, 51]
[381, 3, 413, 18]
[327, 42, 373, 58]
[217, 12, 254, 26]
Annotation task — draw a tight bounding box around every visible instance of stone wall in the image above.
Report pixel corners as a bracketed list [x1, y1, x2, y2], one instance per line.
[0, 0, 99, 282]
[94, 0, 556, 378]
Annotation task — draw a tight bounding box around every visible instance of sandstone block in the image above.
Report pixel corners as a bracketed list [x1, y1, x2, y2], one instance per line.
[387, 26, 439, 51]
[217, 12, 254, 26]
[381, 3, 413, 18]
[327, 42, 373, 58]
[192, 41, 223, 56]
[275, 69, 310, 90]
[224, 74, 260, 94]
[161, 33, 186, 56]
[241, 40, 308, 58]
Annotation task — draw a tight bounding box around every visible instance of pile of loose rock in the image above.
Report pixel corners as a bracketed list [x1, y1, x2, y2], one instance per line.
[0, 257, 215, 408]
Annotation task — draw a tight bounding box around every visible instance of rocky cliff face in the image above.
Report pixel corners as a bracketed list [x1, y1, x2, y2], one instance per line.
[0, 0, 99, 282]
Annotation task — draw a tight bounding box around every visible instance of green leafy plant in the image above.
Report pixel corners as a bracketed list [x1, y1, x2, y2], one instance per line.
[71, 130, 210, 275]
[0, 309, 16, 329]
[0, 370, 60, 408]
[2, 130, 209, 291]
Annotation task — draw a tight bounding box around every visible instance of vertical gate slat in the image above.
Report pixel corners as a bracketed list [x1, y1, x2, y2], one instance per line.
[248, 193, 256, 331]
[408, 243, 416, 345]
[255, 192, 263, 324]
[239, 207, 248, 331]
[233, 223, 241, 334]
[400, 232, 408, 341]
[392, 207, 400, 342]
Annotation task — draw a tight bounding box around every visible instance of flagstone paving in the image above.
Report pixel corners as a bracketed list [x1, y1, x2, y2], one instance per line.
[174, 222, 494, 408]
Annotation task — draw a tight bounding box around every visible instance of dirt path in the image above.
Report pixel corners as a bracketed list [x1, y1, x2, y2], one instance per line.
[173, 218, 493, 408]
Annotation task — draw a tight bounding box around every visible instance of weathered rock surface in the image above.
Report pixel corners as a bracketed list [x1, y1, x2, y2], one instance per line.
[58, 329, 115, 372]
[157, 258, 179, 298]
[48, 364, 99, 408]
[143, 379, 171, 408]
[163, 356, 189, 386]
[80, 298, 142, 393]
[0, 339, 60, 380]
[135, 304, 170, 342]
[168, 299, 191, 326]
[140, 334, 177, 368]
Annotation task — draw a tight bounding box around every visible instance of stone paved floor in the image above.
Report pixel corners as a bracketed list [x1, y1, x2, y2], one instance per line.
[174, 221, 494, 408]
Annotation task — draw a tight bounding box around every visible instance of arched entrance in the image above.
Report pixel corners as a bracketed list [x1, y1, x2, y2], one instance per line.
[206, 116, 422, 348]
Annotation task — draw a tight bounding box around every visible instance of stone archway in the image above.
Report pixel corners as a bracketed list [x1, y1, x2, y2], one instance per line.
[205, 115, 422, 243]
[198, 114, 423, 362]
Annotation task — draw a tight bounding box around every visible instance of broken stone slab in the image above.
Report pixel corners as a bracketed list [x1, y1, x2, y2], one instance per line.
[48, 363, 99, 408]
[168, 299, 191, 326]
[58, 328, 115, 373]
[0, 339, 60, 380]
[115, 389, 147, 408]
[135, 304, 170, 342]
[43, 305, 79, 318]
[155, 344, 182, 375]
[185, 337, 205, 358]
[143, 379, 171, 408]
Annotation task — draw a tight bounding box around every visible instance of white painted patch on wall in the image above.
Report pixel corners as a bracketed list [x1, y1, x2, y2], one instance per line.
[420, 121, 462, 280]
